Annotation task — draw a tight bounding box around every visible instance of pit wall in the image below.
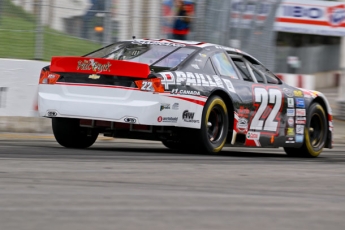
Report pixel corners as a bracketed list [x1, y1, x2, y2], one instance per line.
[276, 71, 340, 90]
[0, 59, 340, 133]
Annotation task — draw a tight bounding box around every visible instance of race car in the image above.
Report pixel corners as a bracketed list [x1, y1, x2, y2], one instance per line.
[38, 38, 333, 157]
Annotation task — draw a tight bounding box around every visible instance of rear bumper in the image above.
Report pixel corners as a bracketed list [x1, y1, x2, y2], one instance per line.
[38, 84, 205, 128]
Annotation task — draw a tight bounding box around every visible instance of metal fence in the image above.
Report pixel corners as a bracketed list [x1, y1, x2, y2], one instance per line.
[0, 0, 282, 70]
[191, 0, 282, 70]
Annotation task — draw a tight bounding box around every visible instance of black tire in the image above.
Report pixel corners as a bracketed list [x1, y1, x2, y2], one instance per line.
[194, 96, 229, 153]
[284, 103, 327, 157]
[52, 118, 99, 148]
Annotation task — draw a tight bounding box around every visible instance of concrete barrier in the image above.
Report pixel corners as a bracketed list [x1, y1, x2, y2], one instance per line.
[0, 59, 51, 133]
[276, 71, 339, 90]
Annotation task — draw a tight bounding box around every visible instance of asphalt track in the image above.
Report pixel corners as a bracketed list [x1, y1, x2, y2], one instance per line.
[1, 139, 345, 230]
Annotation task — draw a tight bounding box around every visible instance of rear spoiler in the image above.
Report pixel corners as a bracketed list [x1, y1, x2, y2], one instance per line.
[50, 56, 151, 79]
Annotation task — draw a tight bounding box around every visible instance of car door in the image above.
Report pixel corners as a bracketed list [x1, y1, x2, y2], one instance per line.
[227, 54, 285, 147]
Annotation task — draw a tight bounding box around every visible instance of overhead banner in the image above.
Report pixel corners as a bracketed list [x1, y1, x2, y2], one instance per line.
[275, 0, 345, 36]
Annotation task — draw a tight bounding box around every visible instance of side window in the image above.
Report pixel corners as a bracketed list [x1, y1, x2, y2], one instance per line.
[253, 64, 280, 84]
[252, 68, 265, 83]
[203, 58, 217, 75]
[232, 58, 253, 82]
[212, 53, 239, 79]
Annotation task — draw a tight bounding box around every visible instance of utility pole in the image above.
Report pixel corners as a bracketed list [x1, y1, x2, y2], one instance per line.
[34, 0, 44, 60]
[338, 0, 345, 120]
[0, 0, 3, 25]
[103, 0, 113, 45]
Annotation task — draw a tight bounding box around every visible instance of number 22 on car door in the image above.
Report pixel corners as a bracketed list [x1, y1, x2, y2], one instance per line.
[249, 86, 284, 134]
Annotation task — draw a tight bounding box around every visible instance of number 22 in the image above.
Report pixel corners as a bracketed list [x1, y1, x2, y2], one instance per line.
[141, 81, 153, 91]
[250, 88, 283, 132]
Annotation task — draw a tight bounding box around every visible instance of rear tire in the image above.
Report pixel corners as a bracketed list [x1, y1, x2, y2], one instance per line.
[194, 96, 229, 153]
[284, 103, 327, 157]
[52, 118, 99, 148]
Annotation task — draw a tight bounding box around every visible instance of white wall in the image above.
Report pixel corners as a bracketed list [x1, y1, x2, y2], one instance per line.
[0, 59, 49, 117]
[11, 0, 90, 31]
[10, 0, 162, 40]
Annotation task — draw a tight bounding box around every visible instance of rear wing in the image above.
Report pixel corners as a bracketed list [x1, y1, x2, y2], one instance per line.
[50, 56, 151, 79]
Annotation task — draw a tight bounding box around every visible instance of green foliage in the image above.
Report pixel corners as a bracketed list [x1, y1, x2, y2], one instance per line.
[0, 0, 102, 61]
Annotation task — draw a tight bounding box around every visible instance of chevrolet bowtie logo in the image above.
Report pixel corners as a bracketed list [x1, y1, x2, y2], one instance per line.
[88, 74, 100, 79]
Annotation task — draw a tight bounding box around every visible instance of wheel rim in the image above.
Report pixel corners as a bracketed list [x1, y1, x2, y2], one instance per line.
[309, 113, 324, 148]
[207, 105, 225, 143]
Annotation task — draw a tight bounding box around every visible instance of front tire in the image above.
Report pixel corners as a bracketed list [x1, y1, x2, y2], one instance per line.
[284, 103, 327, 157]
[52, 118, 99, 148]
[195, 96, 229, 153]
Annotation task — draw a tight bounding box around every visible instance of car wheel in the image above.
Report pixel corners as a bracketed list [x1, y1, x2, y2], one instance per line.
[195, 96, 229, 153]
[52, 118, 99, 148]
[284, 103, 327, 157]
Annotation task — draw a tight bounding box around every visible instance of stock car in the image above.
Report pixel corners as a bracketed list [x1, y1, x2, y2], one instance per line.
[38, 39, 333, 157]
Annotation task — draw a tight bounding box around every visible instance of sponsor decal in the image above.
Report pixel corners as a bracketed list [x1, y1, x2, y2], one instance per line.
[296, 109, 306, 116]
[199, 53, 207, 58]
[295, 134, 304, 143]
[237, 118, 248, 133]
[328, 4, 345, 26]
[282, 5, 323, 20]
[191, 64, 200, 69]
[287, 117, 294, 127]
[182, 110, 199, 123]
[47, 111, 57, 117]
[296, 117, 306, 125]
[158, 116, 178, 123]
[77, 59, 111, 72]
[285, 137, 295, 144]
[293, 90, 303, 97]
[311, 90, 318, 98]
[287, 127, 295, 136]
[296, 125, 304, 134]
[159, 71, 236, 92]
[171, 88, 201, 96]
[222, 78, 236, 93]
[88, 74, 100, 79]
[159, 72, 175, 89]
[160, 103, 170, 111]
[172, 103, 179, 110]
[287, 109, 295, 117]
[132, 40, 186, 47]
[283, 88, 293, 97]
[286, 137, 295, 143]
[295, 98, 305, 108]
[287, 98, 294, 107]
[246, 131, 260, 140]
[124, 117, 137, 124]
[238, 106, 250, 118]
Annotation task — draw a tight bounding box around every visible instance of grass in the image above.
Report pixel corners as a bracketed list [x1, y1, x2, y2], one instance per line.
[0, 0, 102, 61]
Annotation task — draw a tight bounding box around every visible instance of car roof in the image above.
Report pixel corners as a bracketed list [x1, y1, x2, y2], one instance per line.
[122, 38, 260, 63]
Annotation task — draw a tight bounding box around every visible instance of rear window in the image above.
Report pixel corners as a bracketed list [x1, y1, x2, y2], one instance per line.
[86, 42, 195, 68]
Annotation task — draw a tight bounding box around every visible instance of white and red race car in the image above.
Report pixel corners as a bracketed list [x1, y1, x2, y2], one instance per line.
[38, 39, 333, 157]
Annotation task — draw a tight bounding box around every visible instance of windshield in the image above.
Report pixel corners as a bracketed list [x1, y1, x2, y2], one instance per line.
[85, 42, 196, 68]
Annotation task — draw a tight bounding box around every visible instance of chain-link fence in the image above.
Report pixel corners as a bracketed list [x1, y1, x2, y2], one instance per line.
[191, 0, 282, 70]
[0, 0, 282, 70]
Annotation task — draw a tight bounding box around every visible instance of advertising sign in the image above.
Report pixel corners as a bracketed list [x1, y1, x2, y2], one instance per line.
[275, 0, 345, 36]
